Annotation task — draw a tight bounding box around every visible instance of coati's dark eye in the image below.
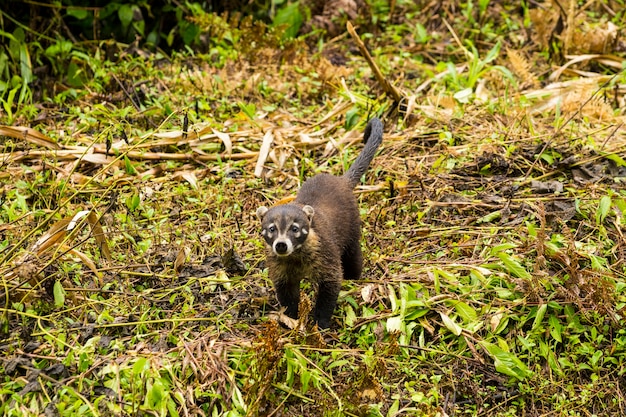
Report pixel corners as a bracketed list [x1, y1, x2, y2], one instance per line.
[291, 225, 299, 233]
[268, 226, 276, 233]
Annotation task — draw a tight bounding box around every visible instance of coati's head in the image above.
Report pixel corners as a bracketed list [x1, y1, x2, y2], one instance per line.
[256, 204, 314, 257]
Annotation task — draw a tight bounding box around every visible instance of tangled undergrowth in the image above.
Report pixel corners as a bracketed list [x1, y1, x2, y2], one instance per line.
[1, 1, 626, 416]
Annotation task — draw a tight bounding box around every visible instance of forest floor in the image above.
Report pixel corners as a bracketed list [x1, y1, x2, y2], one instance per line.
[2, 2, 626, 416]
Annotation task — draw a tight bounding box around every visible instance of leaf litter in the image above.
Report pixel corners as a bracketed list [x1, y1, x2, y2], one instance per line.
[1, 1, 626, 416]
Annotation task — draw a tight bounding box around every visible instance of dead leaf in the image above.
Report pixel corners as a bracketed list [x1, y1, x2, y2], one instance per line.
[0, 125, 61, 149]
[174, 247, 188, 272]
[30, 210, 111, 261]
[255, 129, 274, 177]
[361, 284, 375, 303]
[180, 171, 199, 190]
[81, 153, 118, 165]
[212, 128, 233, 155]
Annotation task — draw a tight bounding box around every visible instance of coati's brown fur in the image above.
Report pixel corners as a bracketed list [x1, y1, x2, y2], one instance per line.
[256, 118, 383, 328]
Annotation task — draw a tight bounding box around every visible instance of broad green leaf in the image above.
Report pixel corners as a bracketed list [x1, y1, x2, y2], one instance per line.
[327, 360, 349, 370]
[545, 346, 562, 375]
[477, 210, 501, 224]
[237, 102, 256, 119]
[453, 301, 477, 323]
[388, 399, 400, 416]
[67, 61, 86, 88]
[480, 341, 532, 380]
[345, 107, 360, 130]
[600, 152, 626, 167]
[124, 155, 137, 175]
[614, 198, 626, 217]
[118, 4, 136, 30]
[440, 311, 462, 336]
[181, 22, 199, 45]
[272, 3, 303, 39]
[484, 41, 501, 63]
[132, 357, 149, 375]
[590, 350, 603, 367]
[53, 280, 66, 307]
[344, 305, 356, 327]
[19, 43, 32, 84]
[526, 221, 537, 237]
[126, 193, 140, 211]
[300, 369, 311, 394]
[589, 254, 608, 271]
[490, 242, 517, 256]
[596, 195, 611, 225]
[498, 252, 531, 279]
[405, 308, 429, 321]
[532, 304, 547, 331]
[548, 315, 562, 343]
[454, 87, 473, 103]
[517, 335, 535, 351]
[66, 8, 89, 20]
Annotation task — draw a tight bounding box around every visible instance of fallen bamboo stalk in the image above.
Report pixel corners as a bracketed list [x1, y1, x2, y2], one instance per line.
[346, 21, 402, 102]
[0, 149, 261, 163]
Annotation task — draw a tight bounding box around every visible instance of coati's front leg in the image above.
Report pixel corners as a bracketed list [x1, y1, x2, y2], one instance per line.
[312, 269, 343, 329]
[271, 265, 301, 320]
[341, 241, 363, 281]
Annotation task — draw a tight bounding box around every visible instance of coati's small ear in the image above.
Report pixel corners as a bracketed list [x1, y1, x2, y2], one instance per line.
[302, 205, 315, 220]
[256, 206, 269, 220]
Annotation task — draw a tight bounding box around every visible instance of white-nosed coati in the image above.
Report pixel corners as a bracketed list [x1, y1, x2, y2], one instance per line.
[256, 118, 383, 328]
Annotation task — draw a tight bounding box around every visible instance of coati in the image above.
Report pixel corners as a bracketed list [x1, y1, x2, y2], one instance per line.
[256, 118, 383, 328]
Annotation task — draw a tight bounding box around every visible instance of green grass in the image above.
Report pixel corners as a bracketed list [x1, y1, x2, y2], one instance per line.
[2, 1, 626, 416]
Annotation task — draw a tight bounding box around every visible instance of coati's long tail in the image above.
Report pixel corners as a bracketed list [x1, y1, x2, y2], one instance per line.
[344, 117, 384, 188]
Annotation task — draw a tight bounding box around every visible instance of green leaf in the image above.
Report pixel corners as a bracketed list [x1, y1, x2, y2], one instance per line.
[440, 311, 463, 336]
[614, 198, 626, 217]
[600, 151, 626, 167]
[345, 107, 360, 130]
[453, 87, 473, 103]
[590, 350, 603, 367]
[0, 29, 18, 42]
[272, 3, 303, 39]
[237, 102, 256, 119]
[388, 399, 400, 416]
[132, 357, 149, 375]
[477, 210, 501, 224]
[67, 61, 86, 88]
[596, 195, 611, 225]
[489, 242, 517, 255]
[124, 155, 137, 175]
[453, 301, 477, 323]
[484, 41, 501, 63]
[66, 7, 89, 20]
[480, 341, 532, 380]
[45, 40, 73, 58]
[498, 253, 531, 279]
[118, 4, 136, 30]
[548, 315, 562, 343]
[589, 254, 608, 271]
[181, 22, 199, 45]
[126, 193, 140, 211]
[300, 369, 311, 394]
[53, 280, 66, 307]
[532, 304, 547, 331]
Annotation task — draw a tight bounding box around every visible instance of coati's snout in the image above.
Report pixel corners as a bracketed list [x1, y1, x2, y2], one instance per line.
[256, 204, 315, 257]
